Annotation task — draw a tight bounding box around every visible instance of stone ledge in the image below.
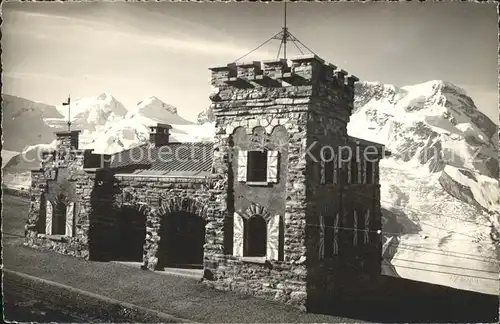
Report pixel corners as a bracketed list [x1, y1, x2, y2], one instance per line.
[245, 181, 271, 187]
[45, 234, 66, 242]
[240, 256, 267, 264]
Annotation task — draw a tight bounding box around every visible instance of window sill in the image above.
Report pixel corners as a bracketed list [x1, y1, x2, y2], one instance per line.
[245, 181, 270, 187]
[46, 235, 67, 242]
[240, 256, 267, 264]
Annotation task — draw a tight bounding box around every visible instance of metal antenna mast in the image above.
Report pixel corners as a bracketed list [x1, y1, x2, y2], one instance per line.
[283, 0, 287, 59]
[233, 0, 317, 63]
[62, 95, 71, 131]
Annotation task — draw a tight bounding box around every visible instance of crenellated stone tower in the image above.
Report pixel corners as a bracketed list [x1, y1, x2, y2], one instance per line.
[205, 54, 384, 311]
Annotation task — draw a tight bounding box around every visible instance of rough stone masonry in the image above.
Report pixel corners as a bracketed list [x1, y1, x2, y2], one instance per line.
[25, 54, 387, 312]
[206, 55, 385, 310]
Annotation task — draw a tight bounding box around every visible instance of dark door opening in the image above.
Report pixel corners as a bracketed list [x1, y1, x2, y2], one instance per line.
[114, 206, 146, 262]
[159, 211, 206, 269]
[53, 196, 67, 235]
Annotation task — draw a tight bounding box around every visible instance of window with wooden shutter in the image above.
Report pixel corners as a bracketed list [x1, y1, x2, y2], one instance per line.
[267, 151, 279, 183]
[325, 160, 334, 184]
[350, 159, 358, 184]
[237, 151, 248, 182]
[247, 151, 267, 182]
[46, 201, 53, 235]
[358, 160, 363, 184]
[266, 214, 280, 260]
[346, 161, 352, 184]
[324, 210, 334, 258]
[366, 161, 374, 184]
[233, 213, 244, 256]
[66, 202, 75, 237]
[362, 160, 367, 184]
[323, 150, 334, 184]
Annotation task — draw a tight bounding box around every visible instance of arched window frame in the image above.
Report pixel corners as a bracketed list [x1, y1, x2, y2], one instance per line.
[233, 211, 283, 262]
[244, 214, 267, 258]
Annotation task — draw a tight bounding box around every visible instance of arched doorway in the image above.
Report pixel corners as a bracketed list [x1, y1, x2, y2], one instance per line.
[158, 211, 206, 269]
[53, 194, 67, 235]
[114, 205, 146, 262]
[244, 214, 267, 257]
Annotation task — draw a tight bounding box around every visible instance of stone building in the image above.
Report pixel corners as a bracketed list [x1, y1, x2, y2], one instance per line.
[26, 54, 389, 311]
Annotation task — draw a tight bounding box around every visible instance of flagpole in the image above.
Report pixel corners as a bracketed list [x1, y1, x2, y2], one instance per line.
[67, 95, 71, 131]
[62, 95, 72, 131]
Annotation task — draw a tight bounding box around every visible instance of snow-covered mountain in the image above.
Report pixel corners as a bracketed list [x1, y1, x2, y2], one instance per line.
[50, 92, 128, 131]
[348, 80, 499, 295]
[348, 80, 498, 210]
[1, 93, 212, 176]
[197, 106, 215, 124]
[1, 94, 64, 152]
[134, 96, 181, 120]
[86, 96, 211, 154]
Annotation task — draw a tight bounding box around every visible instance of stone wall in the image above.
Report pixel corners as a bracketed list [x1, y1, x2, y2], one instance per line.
[110, 175, 217, 270]
[25, 148, 95, 259]
[55, 130, 81, 151]
[207, 55, 366, 310]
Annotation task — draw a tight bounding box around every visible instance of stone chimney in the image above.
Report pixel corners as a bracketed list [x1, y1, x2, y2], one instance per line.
[55, 130, 81, 151]
[149, 124, 172, 147]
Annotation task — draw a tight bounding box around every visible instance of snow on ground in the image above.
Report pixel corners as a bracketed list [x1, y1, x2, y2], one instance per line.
[350, 80, 499, 295]
[2, 171, 31, 190]
[171, 122, 215, 143]
[442, 165, 500, 212]
[379, 162, 499, 295]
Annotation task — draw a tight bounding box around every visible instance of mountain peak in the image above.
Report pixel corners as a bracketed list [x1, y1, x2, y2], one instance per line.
[96, 92, 114, 101]
[401, 80, 467, 97]
[349, 79, 498, 178]
[136, 96, 178, 115]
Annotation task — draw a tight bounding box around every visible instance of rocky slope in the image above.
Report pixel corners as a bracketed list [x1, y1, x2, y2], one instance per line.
[349, 80, 498, 209]
[1, 94, 64, 152]
[348, 80, 499, 295]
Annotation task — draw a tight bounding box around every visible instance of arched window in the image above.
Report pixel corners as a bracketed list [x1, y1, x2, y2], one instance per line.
[244, 215, 267, 257]
[366, 161, 374, 184]
[53, 194, 67, 235]
[37, 193, 47, 234]
[350, 158, 358, 184]
[324, 213, 334, 258]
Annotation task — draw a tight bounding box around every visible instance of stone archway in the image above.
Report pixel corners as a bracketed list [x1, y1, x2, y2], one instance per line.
[112, 202, 150, 262]
[156, 197, 208, 269]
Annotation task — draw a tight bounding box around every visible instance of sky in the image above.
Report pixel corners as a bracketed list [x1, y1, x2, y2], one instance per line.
[2, 1, 498, 123]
